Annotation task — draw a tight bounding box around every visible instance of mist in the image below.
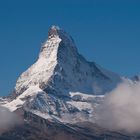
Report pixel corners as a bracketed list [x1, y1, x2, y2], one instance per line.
[0, 106, 20, 133]
[96, 80, 140, 133]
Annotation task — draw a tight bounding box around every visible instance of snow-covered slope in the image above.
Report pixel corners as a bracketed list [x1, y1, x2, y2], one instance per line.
[3, 26, 122, 123]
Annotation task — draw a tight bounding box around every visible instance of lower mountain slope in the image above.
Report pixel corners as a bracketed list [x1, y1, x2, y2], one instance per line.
[0, 111, 137, 140]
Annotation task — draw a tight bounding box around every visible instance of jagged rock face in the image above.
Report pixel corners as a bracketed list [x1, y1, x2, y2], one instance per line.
[3, 26, 122, 123]
[132, 75, 140, 82]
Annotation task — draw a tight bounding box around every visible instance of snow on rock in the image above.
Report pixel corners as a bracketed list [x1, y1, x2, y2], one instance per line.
[3, 85, 44, 112]
[3, 26, 123, 123]
[15, 28, 61, 95]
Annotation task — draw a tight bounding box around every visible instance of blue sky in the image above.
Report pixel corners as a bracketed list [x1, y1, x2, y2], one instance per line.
[0, 0, 140, 95]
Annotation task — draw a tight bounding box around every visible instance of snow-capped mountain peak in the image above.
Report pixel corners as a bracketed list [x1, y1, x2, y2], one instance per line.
[14, 26, 79, 96]
[39, 25, 77, 59]
[3, 26, 122, 123]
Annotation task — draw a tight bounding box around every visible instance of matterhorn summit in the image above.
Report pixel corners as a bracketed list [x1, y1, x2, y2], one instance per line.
[3, 26, 122, 123]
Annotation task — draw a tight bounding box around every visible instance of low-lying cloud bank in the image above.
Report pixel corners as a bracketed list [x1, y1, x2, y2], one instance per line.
[96, 80, 140, 133]
[0, 106, 20, 133]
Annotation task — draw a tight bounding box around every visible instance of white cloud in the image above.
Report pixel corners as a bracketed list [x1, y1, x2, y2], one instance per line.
[0, 106, 20, 133]
[96, 80, 140, 133]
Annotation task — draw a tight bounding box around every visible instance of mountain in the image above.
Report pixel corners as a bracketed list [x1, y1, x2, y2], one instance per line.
[15, 26, 121, 97]
[0, 26, 132, 140]
[3, 25, 122, 123]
